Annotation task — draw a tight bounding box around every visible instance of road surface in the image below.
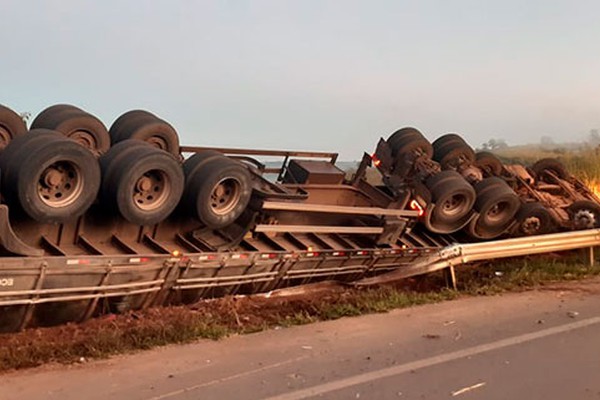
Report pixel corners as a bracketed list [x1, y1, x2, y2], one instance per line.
[3, 279, 600, 399]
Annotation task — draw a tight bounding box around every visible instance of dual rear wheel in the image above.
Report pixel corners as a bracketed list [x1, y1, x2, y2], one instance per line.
[424, 170, 476, 234]
[182, 152, 252, 229]
[109, 110, 180, 157]
[0, 130, 100, 223]
[99, 140, 184, 225]
[432, 134, 475, 169]
[467, 177, 520, 239]
[31, 104, 111, 156]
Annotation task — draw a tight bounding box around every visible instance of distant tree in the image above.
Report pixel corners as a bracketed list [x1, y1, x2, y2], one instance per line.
[481, 138, 508, 151]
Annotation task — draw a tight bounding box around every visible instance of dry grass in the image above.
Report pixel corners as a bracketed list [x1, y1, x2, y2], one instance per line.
[494, 144, 600, 183]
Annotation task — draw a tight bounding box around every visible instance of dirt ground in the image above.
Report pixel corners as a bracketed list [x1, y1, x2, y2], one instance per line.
[4, 277, 600, 400]
[0, 277, 441, 371]
[0, 258, 594, 372]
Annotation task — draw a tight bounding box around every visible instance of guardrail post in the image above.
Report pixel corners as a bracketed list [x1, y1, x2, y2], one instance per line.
[444, 266, 457, 291]
[589, 247, 595, 267]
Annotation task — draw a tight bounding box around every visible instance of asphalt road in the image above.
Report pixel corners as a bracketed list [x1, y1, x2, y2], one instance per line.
[3, 279, 600, 400]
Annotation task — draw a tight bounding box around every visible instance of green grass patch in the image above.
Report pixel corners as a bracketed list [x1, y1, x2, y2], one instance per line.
[457, 253, 600, 295]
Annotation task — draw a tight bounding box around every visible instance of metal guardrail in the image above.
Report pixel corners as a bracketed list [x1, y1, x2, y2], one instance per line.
[1, 229, 600, 331]
[357, 229, 600, 285]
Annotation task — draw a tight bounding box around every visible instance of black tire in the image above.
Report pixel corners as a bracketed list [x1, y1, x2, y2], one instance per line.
[111, 113, 180, 157]
[109, 110, 158, 143]
[100, 140, 184, 225]
[473, 176, 506, 196]
[568, 200, 600, 230]
[387, 127, 433, 158]
[1, 131, 100, 222]
[432, 133, 467, 157]
[515, 202, 555, 236]
[40, 110, 111, 155]
[184, 156, 252, 229]
[183, 150, 224, 178]
[0, 104, 27, 151]
[394, 136, 434, 158]
[433, 133, 464, 144]
[30, 104, 82, 129]
[424, 170, 476, 233]
[531, 158, 568, 181]
[388, 127, 423, 146]
[469, 178, 520, 238]
[0, 130, 60, 179]
[435, 142, 476, 169]
[475, 151, 503, 176]
[110, 114, 160, 145]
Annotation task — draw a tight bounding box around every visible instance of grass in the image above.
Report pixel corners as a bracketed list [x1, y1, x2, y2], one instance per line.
[494, 144, 600, 184]
[456, 253, 600, 295]
[1, 251, 600, 372]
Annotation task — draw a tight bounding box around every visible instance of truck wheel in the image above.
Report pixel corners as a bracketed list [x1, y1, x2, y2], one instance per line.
[431, 133, 470, 162]
[475, 151, 503, 176]
[109, 110, 158, 142]
[387, 127, 433, 158]
[531, 158, 568, 181]
[388, 127, 423, 146]
[0, 130, 59, 179]
[30, 104, 81, 129]
[185, 156, 252, 229]
[183, 150, 224, 178]
[100, 140, 184, 225]
[1, 131, 100, 222]
[470, 178, 520, 238]
[515, 202, 554, 236]
[437, 143, 476, 169]
[425, 170, 476, 232]
[40, 110, 111, 155]
[111, 113, 180, 157]
[0, 104, 27, 151]
[568, 200, 600, 230]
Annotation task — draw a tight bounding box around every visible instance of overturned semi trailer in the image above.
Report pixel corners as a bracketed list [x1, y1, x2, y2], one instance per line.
[0, 103, 598, 332]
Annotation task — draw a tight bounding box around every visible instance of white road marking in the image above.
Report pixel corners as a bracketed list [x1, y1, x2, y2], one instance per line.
[146, 355, 309, 400]
[263, 316, 600, 400]
[451, 382, 486, 396]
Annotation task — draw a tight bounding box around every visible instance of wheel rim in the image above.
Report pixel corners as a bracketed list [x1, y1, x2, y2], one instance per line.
[69, 130, 97, 152]
[38, 161, 84, 207]
[440, 193, 469, 217]
[0, 124, 11, 149]
[522, 216, 542, 235]
[133, 169, 171, 211]
[484, 200, 511, 224]
[573, 209, 596, 229]
[210, 177, 242, 216]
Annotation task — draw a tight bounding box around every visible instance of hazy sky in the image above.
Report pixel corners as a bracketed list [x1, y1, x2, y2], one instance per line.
[1, 0, 599, 159]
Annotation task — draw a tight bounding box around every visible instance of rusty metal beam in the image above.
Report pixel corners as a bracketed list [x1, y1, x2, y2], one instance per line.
[262, 201, 419, 217]
[255, 225, 384, 234]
